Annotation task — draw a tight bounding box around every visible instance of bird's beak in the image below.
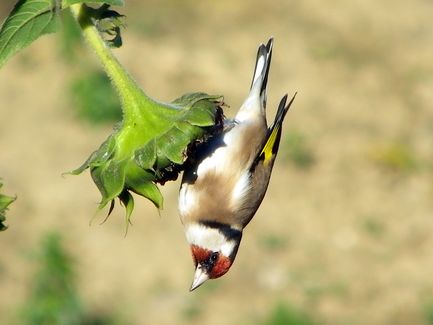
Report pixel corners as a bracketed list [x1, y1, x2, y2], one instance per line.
[190, 265, 209, 291]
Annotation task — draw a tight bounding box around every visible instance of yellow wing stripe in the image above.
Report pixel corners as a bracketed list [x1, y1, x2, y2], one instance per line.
[253, 92, 296, 170]
[261, 125, 281, 165]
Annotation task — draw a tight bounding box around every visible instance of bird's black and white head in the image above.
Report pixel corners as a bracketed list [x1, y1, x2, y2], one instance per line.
[185, 221, 242, 291]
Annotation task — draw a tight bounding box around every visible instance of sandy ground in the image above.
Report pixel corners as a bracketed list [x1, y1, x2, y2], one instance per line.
[1, 0, 433, 324]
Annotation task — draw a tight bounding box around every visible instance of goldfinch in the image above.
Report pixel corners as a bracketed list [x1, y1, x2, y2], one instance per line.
[179, 38, 296, 291]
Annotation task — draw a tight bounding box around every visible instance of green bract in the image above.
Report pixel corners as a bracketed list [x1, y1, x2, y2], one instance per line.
[71, 93, 224, 220]
[0, 181, 16, 231]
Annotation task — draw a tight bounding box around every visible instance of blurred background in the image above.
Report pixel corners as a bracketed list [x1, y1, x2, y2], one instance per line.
[1, 0, 433, 324]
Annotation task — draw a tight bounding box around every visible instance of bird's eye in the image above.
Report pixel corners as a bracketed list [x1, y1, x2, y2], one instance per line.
[210, 252, 219, 262]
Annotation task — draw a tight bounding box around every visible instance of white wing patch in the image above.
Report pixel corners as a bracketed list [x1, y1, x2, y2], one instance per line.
[230, 171, 251, 209]
[179, 183, 197, 222]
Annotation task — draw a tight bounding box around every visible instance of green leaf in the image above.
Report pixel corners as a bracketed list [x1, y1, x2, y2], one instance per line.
[0, 181, 16, 231]
[157, 124, 199, 165]
[62, 0, 124, 8]
[134, 139, 157, 170]
[0, 0, 60, 69]
[130, 182, 163, 209]
[175, 93, 223, 127]
[125, 160, 155, 185]
[124, 161, 163, 208]
[172, 92, 221, 110]
[70, 134, 116, 175]
[91, 159, 127, 209]
[118, 190, 134, 225]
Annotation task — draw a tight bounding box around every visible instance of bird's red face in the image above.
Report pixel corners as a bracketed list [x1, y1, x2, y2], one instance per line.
[185, 222, 242, 290]
[191, 244, 232, 279]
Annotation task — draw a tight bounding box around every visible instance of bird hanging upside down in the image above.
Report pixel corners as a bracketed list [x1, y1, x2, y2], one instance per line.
[178, 38, 297, 291]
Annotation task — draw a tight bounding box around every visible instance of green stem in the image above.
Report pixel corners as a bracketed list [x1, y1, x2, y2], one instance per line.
[69, 4, 153, 124]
